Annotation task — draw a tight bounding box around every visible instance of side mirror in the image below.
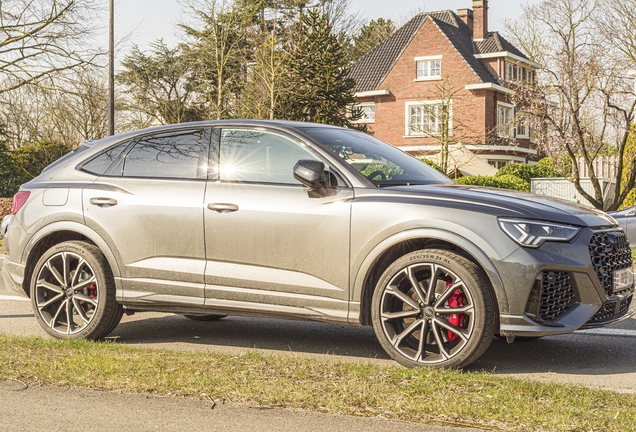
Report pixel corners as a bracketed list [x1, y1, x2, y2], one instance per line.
[293, 160, 326, 191]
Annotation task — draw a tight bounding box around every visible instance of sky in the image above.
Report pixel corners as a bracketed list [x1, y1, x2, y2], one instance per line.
[110, 0, 542, 55]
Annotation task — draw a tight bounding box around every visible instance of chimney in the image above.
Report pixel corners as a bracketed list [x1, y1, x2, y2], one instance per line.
[473, 0, 488, 39]
[457, 8, 474, 30]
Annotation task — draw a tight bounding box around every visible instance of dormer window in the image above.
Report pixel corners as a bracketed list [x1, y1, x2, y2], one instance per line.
[505, 62, 515, 82]
[415, 56, 442, 81]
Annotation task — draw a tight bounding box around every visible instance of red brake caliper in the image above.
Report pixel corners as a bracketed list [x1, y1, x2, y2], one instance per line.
[446, 281, 467, 342]
[87, 284, 97, 299]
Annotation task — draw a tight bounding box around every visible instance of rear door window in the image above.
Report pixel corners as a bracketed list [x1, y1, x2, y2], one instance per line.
[122, 129, 210, 180]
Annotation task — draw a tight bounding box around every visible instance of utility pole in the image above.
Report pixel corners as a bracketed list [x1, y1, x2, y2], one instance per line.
[108, 0, 115, 136]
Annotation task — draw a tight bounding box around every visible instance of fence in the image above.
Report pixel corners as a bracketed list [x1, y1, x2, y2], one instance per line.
[531, 178, 616, 209]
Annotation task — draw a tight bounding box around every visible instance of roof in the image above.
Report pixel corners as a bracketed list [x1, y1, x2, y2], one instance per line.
[350, 10, 528, 93]
[474, 32, 528, 59]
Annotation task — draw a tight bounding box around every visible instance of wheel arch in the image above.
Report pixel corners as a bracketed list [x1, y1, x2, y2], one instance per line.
[352, 229, 508, 326]
[21, 222, 122, 298]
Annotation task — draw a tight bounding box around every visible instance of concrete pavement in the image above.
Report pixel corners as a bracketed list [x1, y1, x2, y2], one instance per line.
[0, 382, 478, 432]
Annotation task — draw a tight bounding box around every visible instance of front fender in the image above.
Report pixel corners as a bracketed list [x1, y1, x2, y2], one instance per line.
[349, 228, 509, 323]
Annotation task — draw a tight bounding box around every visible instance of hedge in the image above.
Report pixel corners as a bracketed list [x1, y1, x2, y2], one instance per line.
[495, 160, 560, 183]
[0, 141, 71, 198]
[455, 174, 531, 192]
[417, 157, 445, 174]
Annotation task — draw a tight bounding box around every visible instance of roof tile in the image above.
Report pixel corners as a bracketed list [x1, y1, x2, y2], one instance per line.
[350, 10, 528, 92]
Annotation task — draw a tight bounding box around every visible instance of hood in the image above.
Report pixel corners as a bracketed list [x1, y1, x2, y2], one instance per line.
[387, 184, 617, 228]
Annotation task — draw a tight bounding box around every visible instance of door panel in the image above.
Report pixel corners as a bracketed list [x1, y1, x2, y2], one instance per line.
[203, 127, 352, 321]
[203, 182, 352, 320]
[82, 128, 210, 305]
[84, 179, 207, 305]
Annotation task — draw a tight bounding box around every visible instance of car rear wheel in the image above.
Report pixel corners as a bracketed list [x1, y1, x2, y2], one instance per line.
[371, 249, 496, 368]
[30, 241, 123, 339]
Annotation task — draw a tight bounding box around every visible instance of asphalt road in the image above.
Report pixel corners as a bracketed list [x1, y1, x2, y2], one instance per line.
[2, 247, 636, 394]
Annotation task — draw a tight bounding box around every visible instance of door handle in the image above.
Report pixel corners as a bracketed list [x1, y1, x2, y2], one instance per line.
[90, 197, 118, 208]
[208, 203, 239, 213]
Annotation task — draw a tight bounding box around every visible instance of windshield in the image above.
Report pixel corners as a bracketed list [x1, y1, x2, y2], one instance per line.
[300, 127, 452, 187]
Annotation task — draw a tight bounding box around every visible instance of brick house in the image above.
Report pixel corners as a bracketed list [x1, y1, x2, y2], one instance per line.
[349, 0, 539, 168]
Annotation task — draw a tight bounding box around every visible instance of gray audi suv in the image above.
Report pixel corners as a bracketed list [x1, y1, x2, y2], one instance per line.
[1, 121, 633, 368]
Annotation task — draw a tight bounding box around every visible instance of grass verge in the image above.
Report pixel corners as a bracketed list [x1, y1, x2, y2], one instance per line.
[0, 334, 635, 431]
[632, 247, 635, 261]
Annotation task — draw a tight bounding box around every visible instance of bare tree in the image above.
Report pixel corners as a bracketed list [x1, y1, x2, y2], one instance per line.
[0, 67, 114, 148]
[411, 75, 478, 174]
[505, 0, 636, 211]
[0, 0, 102, 94]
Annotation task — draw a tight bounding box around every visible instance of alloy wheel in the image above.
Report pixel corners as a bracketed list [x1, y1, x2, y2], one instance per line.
[34, 251, 100, 335]
[379, 263, 476, 364]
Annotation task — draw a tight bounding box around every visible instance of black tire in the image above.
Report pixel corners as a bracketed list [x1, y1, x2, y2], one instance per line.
[183, 314, 227, 322]
[371, 249, 496, 368]
[30, 241, 123, 340]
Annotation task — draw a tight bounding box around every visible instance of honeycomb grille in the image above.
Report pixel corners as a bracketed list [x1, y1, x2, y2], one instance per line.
[539, 271, 576, 321]
[588, 231, 633, 296]
[619, 295, 633, 315]
[588, 295, 633, 323]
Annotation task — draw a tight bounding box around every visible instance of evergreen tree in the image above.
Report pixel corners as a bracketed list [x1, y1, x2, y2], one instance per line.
[282, 9, 360, 126]
[117, 41, 202, 125]
[350, 18, 395, 62]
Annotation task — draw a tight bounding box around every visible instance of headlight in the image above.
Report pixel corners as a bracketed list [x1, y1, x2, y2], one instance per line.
[498, 218, 580, 248]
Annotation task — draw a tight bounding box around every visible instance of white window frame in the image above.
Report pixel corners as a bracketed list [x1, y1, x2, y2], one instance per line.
[351, 102, 376, 124]
[404, 100, 453, 137]
[415, 55, 442, 81]
[517, 122, 530, 139]
[505, 62, 515, 82]
[525, 69, 534, 83]
[497, 102, 515, 138]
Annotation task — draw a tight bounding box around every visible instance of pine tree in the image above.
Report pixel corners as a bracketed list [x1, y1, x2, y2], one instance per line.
[282, 8, 360, 126]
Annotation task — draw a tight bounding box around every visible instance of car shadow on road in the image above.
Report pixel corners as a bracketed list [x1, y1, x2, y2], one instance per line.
[111, 314, 392, 361]
[110, 313, 636, 375]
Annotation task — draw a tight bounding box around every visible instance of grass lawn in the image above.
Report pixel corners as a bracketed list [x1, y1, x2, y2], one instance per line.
[0, 334, 635, 431]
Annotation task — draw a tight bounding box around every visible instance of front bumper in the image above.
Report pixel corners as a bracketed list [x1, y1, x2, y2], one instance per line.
[497, 227, 634, 337]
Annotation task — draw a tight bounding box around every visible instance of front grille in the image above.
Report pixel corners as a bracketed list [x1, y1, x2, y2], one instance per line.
[587, 295, 633, 323]
[539, 271, 576, 321]
[588, 231, 633, 296]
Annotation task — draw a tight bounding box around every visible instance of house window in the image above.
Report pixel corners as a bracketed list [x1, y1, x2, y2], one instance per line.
[497, 102, 514, 138]
[351, 103, 375, 124]
[505, 63, 515, 82]
[405, 101, 452, 136]
[517, 123, 529, 139]
[415, 56, 442, 80]
[525, 69, 534, 83]
[488, 160, 512, 170]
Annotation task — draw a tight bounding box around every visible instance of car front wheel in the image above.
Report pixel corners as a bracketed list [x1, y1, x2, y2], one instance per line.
[30, 241, 123, 339]
[371, 249, 496, 368]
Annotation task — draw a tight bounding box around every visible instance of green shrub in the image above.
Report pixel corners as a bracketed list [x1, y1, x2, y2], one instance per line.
[361, 162, 404, 180]
[496, 160, 560, 183]
[0, 141, 71, 198]
[456, 174, 531, 192]
[417, 157, 445, 174]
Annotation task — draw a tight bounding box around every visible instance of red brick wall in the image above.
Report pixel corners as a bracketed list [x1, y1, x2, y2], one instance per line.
[366, 18, 492, 149]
